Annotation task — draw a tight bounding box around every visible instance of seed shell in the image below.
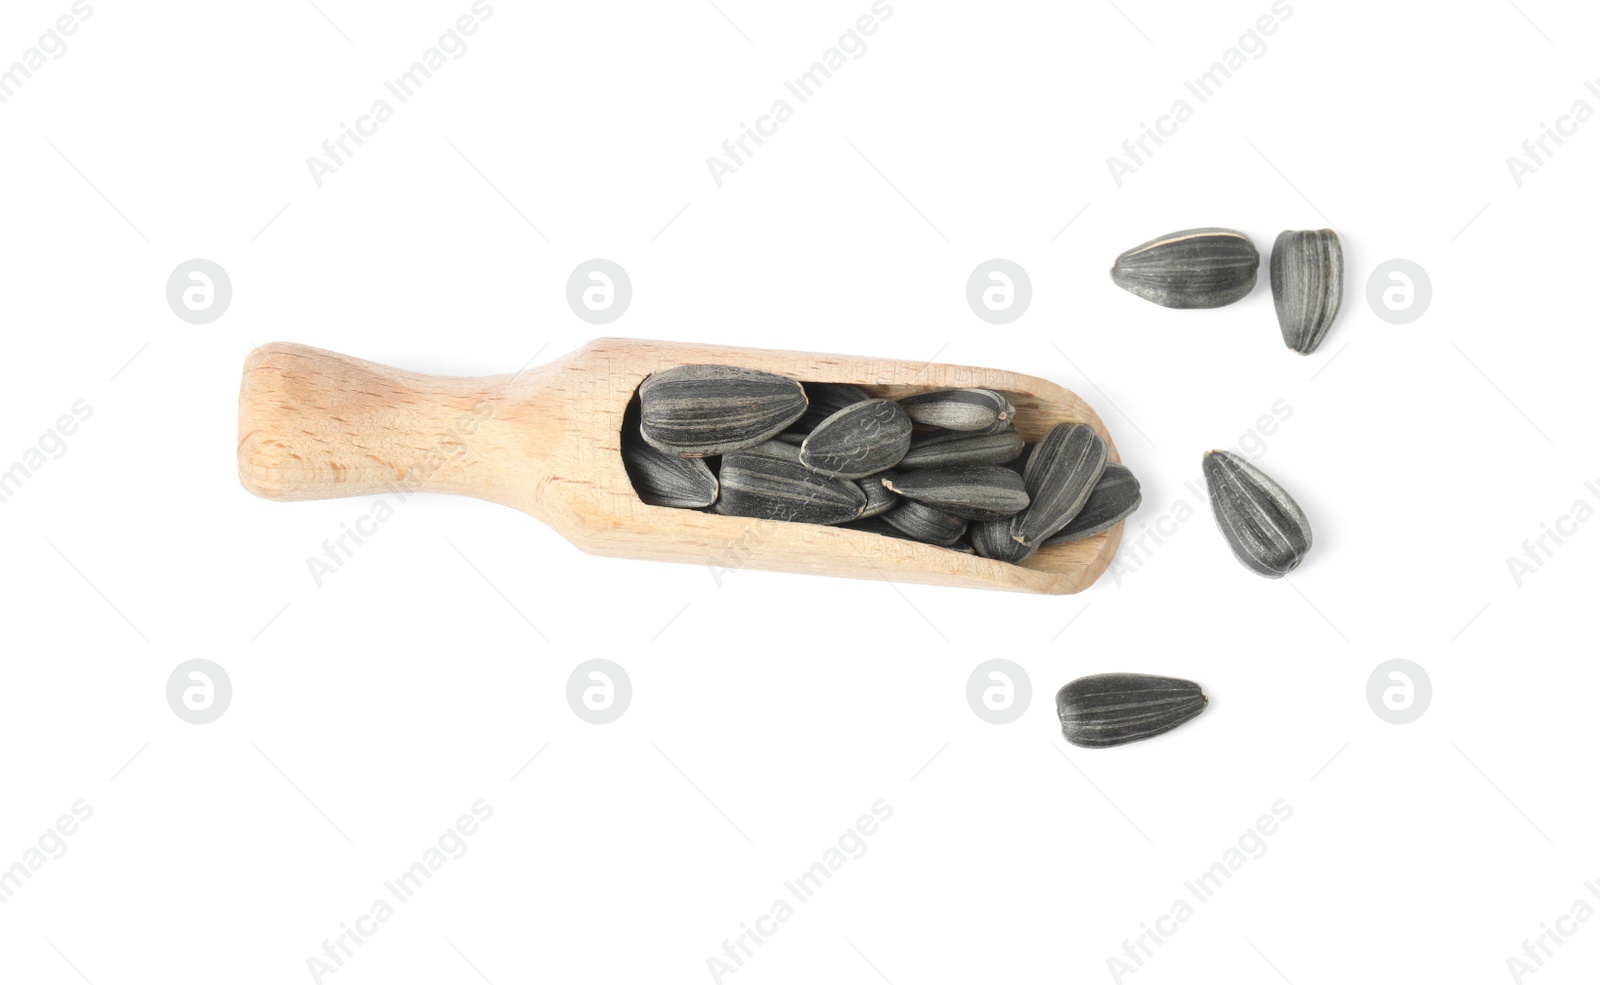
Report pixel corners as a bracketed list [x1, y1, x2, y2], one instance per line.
[881, 500, 968, 546]
[898, 389, 1014, 432]
[1202, 450, 1311, 578]
[639, 365, 808, 457]
[1111, 227, 1260, 309]
[897, 428, 1026, 471]
[856, 470, 899, 518]
[623, 429, 720, 509]
[970, 519, 1037, 564]
[1043, 464, 1142, 545]
[1056, 673, 1208, 748]
[883, 467, 1029, 521]
[1270, 229, 1343, 354]
[799, 399, 913, 479]
[716, 452, 865, 526]
[1011, 423, 1108, 547]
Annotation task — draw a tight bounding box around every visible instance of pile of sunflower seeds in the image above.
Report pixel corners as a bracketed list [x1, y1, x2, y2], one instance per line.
[623, 366, 1143, 563]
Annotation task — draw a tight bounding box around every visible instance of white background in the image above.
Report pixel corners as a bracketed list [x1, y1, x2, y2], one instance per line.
[2, 0, 1597, 982]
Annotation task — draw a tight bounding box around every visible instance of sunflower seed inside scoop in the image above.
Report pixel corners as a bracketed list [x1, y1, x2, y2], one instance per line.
[856, 470, 899, 518]
[1270, 229, 1343, 355]
[1202, 450, 1311, 578]
[883, 467, 1029, 521]
[898, 389, 1014, 432]
[623, 428, 720, 509]
[1056, 673, 1208, 748]
[971, 519, 1037, 564]
[1111, 227, 1259, 309]
[639, 365, 808, 457]
[799, 399, 913, 479]
[1043, 463, 1141, 546]
[881, 499, 968, 546]
[898, 428, 1026, 470]
[790, 382, 873, 434]
[717, 452, 865, 526]
[1010, 423, 1108, 547]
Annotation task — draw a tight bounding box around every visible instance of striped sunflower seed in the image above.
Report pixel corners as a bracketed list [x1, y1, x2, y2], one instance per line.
[1270, 229, 1343, 354]
[1202, 450, 1311, 578]
[1010, 423, 1108, 547]
[1043, 463, 1141, 546]
[622, 428, 719, 509]
[1111, 227, 1259, 309]
[881, 499, 968, 546]
[856, 470, 899, 518]
[1056, 673, 1208, 748]
[898, 428, 1026, 470]
[639, 365, 808, 457]
[716, 452, 865, 526]
[883, 467, 1029, 521]
[800, 399, 913, 479]
[898, 389, 1014, 432]
[971, 519, 1037, 564]
[790, 382, 873, 434]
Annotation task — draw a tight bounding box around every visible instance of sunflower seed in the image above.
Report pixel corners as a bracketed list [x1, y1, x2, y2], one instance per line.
[882, 499, 968, 546]
[623, 428, 720, 508]
[883, 467, 1029, 521]
[1043, 464, 1142, 545]
[639, 365, 808, 457]
[1111, 227, 1259, 309]
[971, 519, 1037, 564]
[898, 388, 1014, 432]
[791, 382, 873, 433]
[799, 399, 913, 479]
[856, 470, 899, 518]
[1270, 229, 1343, 354]
[1010, 423, 1108, 547]
[898, 428, 1026, 470]
[716, 452, 865, 526]
[1056, 673, 1208, 748]
[1202, 450, 1311, 578]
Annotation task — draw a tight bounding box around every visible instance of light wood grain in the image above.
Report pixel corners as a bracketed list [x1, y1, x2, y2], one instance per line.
[238, 338, 1126, 594]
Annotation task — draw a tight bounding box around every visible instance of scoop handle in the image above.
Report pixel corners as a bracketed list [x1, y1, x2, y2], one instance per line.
[237, 342, 525, 504]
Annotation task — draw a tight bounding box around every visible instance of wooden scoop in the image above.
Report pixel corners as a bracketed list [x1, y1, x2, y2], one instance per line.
[237, 339, 1125, 594]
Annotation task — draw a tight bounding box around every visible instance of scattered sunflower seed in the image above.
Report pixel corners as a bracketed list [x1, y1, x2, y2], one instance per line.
[639, 365, 808, 457]
[1111, 227, 1259, 309]
[717, 452, 865, 526]
[882, 499, 968, 546]
[1202, 450, 1312, 578]
[800, 399, 913, 479]
[883, 467, 1030, 521]
[971, 519, 1037, 564]
[623, 429, 720, 509]
[1270, 229, 1343, 355]
[1011, 423, 1108, 547]
[898, 389, 1015, 432]
[791, 382, 873, 434]
[1056, 673, 1208, 748]
[1043, 464, 1142, 545]
[856, 470, 899, 518]
[898, 428, 1026, 470]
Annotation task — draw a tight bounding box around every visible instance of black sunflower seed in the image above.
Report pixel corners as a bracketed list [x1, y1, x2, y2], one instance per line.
[897, 428, 1026, 470]
[790, 382, 873, 434]
[856, 470, 899, 518]
[898, 389, 1014, 432]
[1111, 227, 1260, 309]
[716, 452, 865, 526]
[623, 427, 720, 509]
[1202, 450, 1311, 578]
[881, 499, 968, 546]
[970, 519, 1037, 564]
[1043, 463, 1141, 545]
[1270, 229, 1343, 355]
[1056, 673, 1208, 748]
[639, 365, 808, 457]
[1010, 423, 1108, 547]
[883, 467, 1029, 521]
[799, 399, 913, 479]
